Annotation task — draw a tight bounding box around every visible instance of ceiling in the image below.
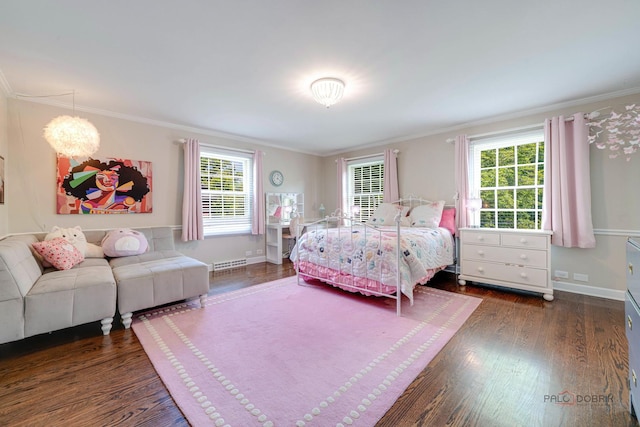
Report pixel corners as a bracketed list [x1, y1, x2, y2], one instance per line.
[1, 1, 639, 156]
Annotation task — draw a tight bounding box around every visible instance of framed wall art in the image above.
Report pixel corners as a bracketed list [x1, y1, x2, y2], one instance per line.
[56, 157, 152, 214]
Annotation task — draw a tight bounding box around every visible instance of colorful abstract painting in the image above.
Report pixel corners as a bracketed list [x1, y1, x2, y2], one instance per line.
[57, 157, 152, 214]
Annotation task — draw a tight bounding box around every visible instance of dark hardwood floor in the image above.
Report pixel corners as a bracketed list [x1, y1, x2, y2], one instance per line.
[0, 260, 637, 427]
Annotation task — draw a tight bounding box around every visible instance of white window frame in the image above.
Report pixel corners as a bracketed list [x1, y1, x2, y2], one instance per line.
[200, 147, 253, 236]
[347, 156, 384, 222]
[469, 129, 544, 230]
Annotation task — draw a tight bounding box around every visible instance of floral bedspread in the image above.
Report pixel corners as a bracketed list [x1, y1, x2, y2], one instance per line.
[291, 225, 454, 303]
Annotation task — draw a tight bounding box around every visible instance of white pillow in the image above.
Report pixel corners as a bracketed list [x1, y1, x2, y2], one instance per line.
[367, 203, 410, 226]
[409, 201, 445, 228]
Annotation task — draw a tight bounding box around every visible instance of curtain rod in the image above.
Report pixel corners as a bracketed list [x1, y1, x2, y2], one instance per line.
[336, 149, 400, 163]
[177, 138, 256, 154]
[444, 111, 604, 144]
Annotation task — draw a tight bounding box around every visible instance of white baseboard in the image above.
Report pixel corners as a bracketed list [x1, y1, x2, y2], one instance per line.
[553, 280, 625, 301]
[247, 255, 266, 265]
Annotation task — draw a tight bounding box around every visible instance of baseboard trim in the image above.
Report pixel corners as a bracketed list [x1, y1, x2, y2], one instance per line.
[247, 255, 266, 265]
[553, 280, 625, 301]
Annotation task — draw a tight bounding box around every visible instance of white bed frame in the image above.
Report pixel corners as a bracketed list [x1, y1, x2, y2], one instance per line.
[293, 197, 449, 316]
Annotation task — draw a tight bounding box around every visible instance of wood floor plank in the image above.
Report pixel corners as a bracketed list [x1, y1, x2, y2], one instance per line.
[0, 261, 637, 427]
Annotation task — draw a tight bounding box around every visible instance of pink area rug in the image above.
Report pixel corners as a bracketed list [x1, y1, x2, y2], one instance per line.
[132, 276, 481, 426]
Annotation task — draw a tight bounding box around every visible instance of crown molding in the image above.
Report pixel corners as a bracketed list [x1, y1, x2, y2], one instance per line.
[0, 68, 14, 97]
[13, 93, 321, 156]
[322, 86, 640, 157]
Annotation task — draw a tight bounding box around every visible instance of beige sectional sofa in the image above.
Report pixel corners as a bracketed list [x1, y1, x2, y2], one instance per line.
[0, 227, 209, 345]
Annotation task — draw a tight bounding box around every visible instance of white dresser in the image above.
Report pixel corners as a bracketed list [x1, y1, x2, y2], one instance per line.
[458, 228, 553, 301]
[626, 238, 640, 419]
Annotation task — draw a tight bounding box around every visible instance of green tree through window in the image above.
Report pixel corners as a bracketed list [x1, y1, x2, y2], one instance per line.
[471, 132, 544, 230]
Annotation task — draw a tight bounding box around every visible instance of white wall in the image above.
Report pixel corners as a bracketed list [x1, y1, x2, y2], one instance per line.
[6, 99, 323, 266]
[321, 92, 640, 299]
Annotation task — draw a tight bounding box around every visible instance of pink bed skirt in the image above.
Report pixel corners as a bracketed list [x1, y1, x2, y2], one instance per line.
[295, 260, 441, 297]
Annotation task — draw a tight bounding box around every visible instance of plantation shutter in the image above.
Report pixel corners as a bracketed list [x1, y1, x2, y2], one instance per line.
[200, 149, 253, 235]
[348, 158, 384, 221]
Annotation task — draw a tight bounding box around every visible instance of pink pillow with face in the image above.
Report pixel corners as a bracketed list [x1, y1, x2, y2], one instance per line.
[32, 237, 85, 270]
[101, 228, 149, 257]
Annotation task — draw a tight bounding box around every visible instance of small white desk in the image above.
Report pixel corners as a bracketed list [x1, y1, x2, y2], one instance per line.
[266, 223, 289, 264]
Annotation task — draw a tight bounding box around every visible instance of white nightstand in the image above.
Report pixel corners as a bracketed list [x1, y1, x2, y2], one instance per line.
[458, 228, 553, 301]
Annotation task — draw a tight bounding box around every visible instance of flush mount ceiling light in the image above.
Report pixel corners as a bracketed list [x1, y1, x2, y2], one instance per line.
[42, 91, 100, 158]
[310, 77, 345, 108]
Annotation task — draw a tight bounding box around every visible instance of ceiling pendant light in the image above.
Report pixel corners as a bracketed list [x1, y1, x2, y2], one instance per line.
[310, 77, 345, 108]
[43, 91, 100, 158]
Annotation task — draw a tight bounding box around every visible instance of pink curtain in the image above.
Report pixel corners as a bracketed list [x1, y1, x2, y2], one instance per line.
[336, 157, 347, 216]
[542, 114, 595, 248]
[454, 135, 470, 230]
[383, 149, 399, 203]
[252, 150, 265, 235]
[181, 138, 204, 241]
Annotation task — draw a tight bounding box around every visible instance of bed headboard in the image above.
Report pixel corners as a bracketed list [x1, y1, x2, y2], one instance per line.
[391, 196, 456, 235]
[392, 196, 455, 210]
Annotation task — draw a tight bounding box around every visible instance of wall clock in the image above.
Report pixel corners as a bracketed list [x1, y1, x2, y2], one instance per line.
[269, 170, 284, 186]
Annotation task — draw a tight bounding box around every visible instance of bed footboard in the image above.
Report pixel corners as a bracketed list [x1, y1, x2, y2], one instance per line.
[292, 214, 404, 316]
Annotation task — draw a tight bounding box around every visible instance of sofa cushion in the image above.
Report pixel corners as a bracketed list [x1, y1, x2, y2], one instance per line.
[0, 235, 42, 298]
[108, 250, 184, 268]
[113, 255, 209, 314]
[0, 298, 24, 343]
[138, 227, 175, 252]
[25, 264, 116, 337]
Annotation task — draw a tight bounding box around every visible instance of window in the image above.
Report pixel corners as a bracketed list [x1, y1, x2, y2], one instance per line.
[347, 157, 384, 221]
[470, 130, 544, 229]
[200, 148, 253, 235]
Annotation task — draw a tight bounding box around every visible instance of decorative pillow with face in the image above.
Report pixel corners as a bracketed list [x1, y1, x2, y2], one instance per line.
[45, 226, 88, 255]
[101, 228, 149, 257]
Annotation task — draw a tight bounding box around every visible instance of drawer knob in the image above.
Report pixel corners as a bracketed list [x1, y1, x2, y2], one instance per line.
[520, 272, 528, 278]
[477, 250, 485, 256]
[519, 254, 528, 260]
[633, 369, 637, 388]
[477, 266, 485, 272]
[630, 263, 634, 275]
[629, 315, 633, 331]
[520, 238, 527, 244]
[477, 236, 484, 241]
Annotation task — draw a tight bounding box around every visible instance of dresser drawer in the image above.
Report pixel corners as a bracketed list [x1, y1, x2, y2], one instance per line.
[628, 239, 640, 305]
[630, 344, 639, 409]
[462, 260, 548, 288]
[461, 244, 547, 268]
[626, 293, 640, 353]
[460, 230, 500, 246]
[501, 233, 549, 250]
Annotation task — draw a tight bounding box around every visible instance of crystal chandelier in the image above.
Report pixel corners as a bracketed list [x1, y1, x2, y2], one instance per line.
[310, 78, 345, 108]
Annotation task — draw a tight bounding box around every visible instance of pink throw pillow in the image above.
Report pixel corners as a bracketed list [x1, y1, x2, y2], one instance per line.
[32, 237, 85, 270]
[439, 207, 456, 236]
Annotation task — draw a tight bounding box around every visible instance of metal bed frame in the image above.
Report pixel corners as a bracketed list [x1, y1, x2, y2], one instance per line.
[292, 197, 450, 316]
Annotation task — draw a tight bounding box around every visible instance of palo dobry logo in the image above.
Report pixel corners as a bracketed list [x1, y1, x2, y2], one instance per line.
[544, 390, 576, 406]
[544, 390, 613, 405]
